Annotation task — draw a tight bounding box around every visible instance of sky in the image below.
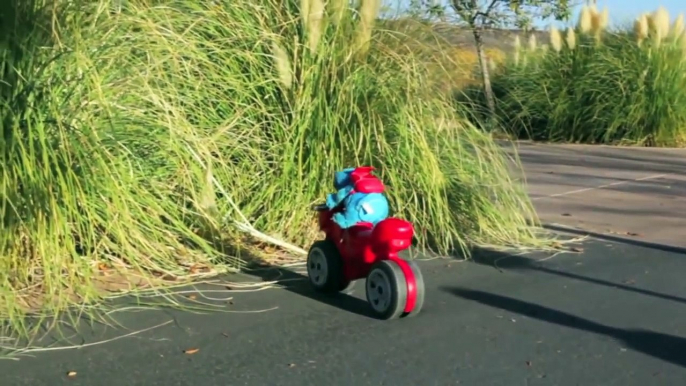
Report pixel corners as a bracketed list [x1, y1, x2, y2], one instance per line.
[390, 0, 686, 28]
[568, 0, 686, 28]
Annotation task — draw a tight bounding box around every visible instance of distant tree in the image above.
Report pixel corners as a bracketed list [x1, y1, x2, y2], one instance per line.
[410, 0, 573, 130]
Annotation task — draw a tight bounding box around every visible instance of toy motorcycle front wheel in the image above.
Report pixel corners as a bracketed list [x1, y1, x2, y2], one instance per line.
[307, 240, 353, 293]
[365, 260, 408, 320]
[404, 260, 425, 318]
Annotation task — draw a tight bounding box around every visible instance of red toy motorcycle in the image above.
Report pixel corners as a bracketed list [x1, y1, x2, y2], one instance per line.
[306, 168, 425, 320]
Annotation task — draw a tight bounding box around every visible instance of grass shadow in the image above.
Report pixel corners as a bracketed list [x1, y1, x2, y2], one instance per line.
[441, 286, 686, 368]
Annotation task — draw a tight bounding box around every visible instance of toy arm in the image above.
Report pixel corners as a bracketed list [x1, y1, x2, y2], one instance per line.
[332, 212, 355, 229]
[325, 193, 338, 209]
[326, 186, 353, 209]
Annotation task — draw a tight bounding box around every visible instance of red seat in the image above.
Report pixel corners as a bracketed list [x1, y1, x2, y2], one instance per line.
[372, 218, 414, 242]
[371, 218, 414, 254]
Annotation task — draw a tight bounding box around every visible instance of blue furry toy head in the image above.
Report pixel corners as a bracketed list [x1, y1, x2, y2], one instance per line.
[333, 167, 355, 190]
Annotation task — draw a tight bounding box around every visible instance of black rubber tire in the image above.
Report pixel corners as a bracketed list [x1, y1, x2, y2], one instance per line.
[365, 260, 407, 320]
[403, 260, 425, 318]
[306, 240, 350, 293]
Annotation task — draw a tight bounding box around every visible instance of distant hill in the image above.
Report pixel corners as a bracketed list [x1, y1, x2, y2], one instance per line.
[379, 19, 551, 53]
[428, 25, 550, 52]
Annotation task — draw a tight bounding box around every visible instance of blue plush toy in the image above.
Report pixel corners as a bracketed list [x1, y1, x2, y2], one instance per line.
[325, 167, 390, 229]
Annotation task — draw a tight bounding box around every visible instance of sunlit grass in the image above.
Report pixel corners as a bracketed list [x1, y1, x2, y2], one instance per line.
[1, 0, 544, 339]
[477, 5, 686, 146]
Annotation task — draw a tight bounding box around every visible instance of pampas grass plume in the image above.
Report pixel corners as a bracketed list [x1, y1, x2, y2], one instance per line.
[578, 6, 592, 33]
[566, 27, 577, 50]
[272, 42, 293, 89]
[550, 26, 562, 52]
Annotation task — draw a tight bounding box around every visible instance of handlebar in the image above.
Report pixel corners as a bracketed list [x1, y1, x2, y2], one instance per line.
[312, 203, 328, 211]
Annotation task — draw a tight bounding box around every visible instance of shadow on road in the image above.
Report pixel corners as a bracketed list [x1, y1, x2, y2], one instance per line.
[245, 264, 378, 320]
[441, 286, 686, 368]
[470, 247, 686, 306]
[541, 224, 686, 256]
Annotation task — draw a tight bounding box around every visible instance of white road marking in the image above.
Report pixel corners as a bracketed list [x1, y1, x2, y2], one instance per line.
[531, 173, 669, 201]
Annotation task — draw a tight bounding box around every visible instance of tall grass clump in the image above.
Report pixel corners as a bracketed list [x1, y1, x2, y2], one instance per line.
[482, 6, 686, 146]
[1, 0, 543, 337]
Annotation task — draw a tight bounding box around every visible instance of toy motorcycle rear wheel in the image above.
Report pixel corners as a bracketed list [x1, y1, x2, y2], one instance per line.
[365, 260, 407, 320]
[307, 240, 352, 293]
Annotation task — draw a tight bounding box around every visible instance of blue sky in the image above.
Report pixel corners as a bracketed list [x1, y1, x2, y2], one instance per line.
[585, 0, 685, 22]
[568, 0, 686, 28]
[390, 0, 686, 28]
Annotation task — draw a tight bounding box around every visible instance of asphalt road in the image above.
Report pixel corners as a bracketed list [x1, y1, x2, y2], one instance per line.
[507, 141, 686, 248]
[3, 238, 686, 385]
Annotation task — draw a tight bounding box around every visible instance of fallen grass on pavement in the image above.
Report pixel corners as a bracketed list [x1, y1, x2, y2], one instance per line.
[1, 0, 546, 340]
